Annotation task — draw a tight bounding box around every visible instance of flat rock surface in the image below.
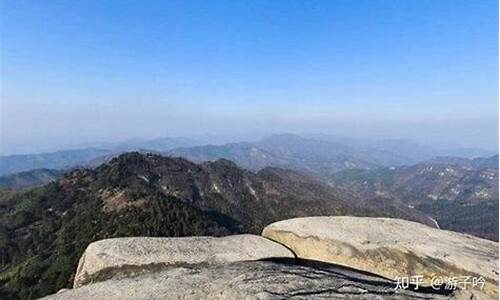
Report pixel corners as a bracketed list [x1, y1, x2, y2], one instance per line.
[262, 216, 499, 299]
[44, 258, 474, 300]
[74, 234, 294, 287]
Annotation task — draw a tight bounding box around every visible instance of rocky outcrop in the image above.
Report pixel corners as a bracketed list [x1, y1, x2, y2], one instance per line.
[40, 216, 498, 300]
[73, 234, 294, 288]
[262, 216, 499, 298]
[44, 258, 473, 300]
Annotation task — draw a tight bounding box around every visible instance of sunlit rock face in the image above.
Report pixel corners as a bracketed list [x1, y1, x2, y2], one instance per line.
[73, 234, 294, 288]
[262, 216, 499, 299]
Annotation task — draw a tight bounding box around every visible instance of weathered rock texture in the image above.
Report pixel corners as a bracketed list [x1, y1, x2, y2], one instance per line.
[262, 216, 499, 298]
[74, 234, 294, 288]
[44, 258, 474, 300]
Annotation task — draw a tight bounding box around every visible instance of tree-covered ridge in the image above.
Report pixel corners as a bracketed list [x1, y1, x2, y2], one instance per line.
[0, 168, 231, 299]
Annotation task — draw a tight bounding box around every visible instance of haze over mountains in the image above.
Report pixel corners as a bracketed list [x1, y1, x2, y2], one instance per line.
[0, 137, 202, 176]
[0, 169, 63, 189]
[0, 134, 496, 176]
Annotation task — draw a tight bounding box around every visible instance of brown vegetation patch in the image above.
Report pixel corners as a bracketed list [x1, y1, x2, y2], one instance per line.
[100, 189, 146, 213]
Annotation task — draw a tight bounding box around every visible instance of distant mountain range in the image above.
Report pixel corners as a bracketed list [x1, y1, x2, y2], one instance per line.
[331, 156, 499, 240]
[0, 168, 63, 189]
[426, 155, 499, 170]
[307, 134, 495, 162]
[0, 148, 110, 176]
[0, 137, 200, 176]
[0, 152, 434, 299]
[90, 136, 200, 152]
[2, 134, 496, 177]
[168, 134, 403, 175]
[167, 134, 497, 176]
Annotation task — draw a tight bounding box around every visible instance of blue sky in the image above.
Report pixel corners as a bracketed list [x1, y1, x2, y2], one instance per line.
[1, 0, 498, 154]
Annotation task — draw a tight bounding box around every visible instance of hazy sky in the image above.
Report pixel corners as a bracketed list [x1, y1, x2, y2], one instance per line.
[1, 0, 498, 154]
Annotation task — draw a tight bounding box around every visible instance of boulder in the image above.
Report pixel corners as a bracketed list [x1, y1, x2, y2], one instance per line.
[73, 234, 294, 288]
[262, 216, 499, 299]
[44, 258, 474, 300]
